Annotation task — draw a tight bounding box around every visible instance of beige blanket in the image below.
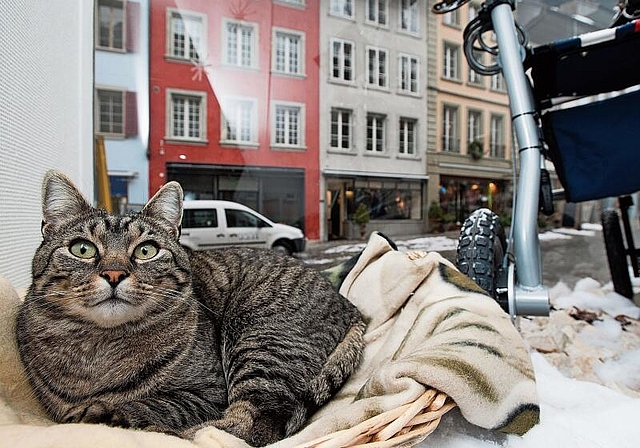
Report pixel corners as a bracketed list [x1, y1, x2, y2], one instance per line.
[0, 232, 539, 448]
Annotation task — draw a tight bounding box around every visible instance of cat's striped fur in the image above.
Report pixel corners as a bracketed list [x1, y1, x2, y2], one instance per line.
[16, 171, 365, 446]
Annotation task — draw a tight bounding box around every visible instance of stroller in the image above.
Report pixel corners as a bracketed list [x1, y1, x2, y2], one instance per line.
[433, 0, 640, 318]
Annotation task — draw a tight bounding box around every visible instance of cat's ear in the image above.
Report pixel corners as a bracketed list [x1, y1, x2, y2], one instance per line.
[142, 181, 183, 235]
[41, 170, 92, 234]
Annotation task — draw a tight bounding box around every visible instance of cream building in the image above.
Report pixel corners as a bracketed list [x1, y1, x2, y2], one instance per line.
[426, 0, 513, 226]
[319, 0, 429, 240]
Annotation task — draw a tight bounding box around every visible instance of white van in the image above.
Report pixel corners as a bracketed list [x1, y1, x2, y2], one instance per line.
[180, 200, 306, 255]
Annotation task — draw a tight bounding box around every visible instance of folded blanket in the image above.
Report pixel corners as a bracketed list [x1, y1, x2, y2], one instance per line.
[0, 233, 539, 448]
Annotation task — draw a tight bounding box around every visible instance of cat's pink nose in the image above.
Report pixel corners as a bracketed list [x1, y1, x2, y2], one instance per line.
[101, 270, 128, 287]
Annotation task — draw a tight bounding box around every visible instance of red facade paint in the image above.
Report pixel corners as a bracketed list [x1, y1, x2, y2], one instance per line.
[149, 0, 320, 239]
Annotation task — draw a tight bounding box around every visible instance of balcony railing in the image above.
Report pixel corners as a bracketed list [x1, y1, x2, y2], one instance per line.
[442, 136, 460, 153]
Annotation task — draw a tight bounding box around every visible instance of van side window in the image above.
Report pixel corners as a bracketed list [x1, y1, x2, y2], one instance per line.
[182, 209, 218, 228]
[225, 209, 265, 228]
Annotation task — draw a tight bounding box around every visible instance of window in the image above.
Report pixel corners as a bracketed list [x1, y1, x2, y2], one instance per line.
[225, 20, 257, 68]
[330, 108, 353, 150]
[167, 90, 206, 141]
[221, 98, 256, 144]
[399, 118, 417, 155]
[443, 43, 460, 80]
[443, 9, 459, 26]
[97, 88, 137, 137]
[400, 0, 419, 34]
[354, 179, 422, 220]
[97, 0, 124, 51]
[167, 9, 205, 61]
[330, 38, 354, 83]
[366, 47, 388, 88]
[490, 114, 505, 158]
[366, 0, 387, 26]
[330, 0, 354, 19]
[491, 72, 505, 91]
[273, 103, 304, 148]
[97, 88, 124, 135]
[469, 3, 480, 22]
[468, 49, 484, 86]
[225, 209, 265, 228]
[182, 209, 218, 229]
[366, 113, 386, 153]
[278, 0, 305, 5]
[273, 29, 303, 75]
[399, 54, 419, 93]
[467, 109, 483, 144]
[490, 55, 505, 91]
[442, 105, 459, 152]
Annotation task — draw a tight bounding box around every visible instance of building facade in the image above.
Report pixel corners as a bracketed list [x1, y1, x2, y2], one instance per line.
[319, 0, 429, 240]
[95, 0, 150, 211]
[148, 0, 320, 239]
[426, 0, 513, 226]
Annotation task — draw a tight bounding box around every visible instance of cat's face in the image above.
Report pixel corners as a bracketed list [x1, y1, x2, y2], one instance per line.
[30, 171, 191, 328]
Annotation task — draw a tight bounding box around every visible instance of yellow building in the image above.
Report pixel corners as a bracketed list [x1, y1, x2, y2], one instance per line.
[427, 1, 513, 225]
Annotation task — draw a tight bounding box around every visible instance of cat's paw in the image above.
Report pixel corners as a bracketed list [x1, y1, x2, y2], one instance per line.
[61, 402, 131, 427]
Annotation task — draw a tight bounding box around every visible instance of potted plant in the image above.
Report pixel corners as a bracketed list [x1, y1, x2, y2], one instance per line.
[354, 203, 370, 239]
[468, 139, 484, 161]
[428, 201, 444, 233]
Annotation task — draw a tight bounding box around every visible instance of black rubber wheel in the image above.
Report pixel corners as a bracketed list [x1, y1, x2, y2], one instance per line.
[601, 209, 633, 298]
[456, 208, 507, 305]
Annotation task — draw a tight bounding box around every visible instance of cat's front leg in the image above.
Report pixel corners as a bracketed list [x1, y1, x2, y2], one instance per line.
[61, 401, 133, 427]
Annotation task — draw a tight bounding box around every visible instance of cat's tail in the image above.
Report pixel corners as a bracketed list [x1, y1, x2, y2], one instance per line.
[285, 316, 366, 436]
[310, 316, 367, 406]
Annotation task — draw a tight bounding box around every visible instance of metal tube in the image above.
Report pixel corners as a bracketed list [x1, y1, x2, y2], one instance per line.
[491, 4, 542, 288]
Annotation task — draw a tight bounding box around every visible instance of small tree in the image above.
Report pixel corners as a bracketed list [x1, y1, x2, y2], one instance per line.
[354, 203, 370, 239]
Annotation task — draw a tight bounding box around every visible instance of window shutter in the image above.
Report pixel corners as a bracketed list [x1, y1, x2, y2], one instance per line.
[126, 1, 140, 52]
[125, 91, 138, 137]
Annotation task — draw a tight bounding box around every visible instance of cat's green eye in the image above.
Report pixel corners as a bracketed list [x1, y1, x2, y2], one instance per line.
[69, 240, 97, 259]
[133, 242, 159, 261]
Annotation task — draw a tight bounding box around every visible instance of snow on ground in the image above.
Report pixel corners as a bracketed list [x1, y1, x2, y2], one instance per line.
[311, 225, 640, 447]
[421, 277, 640, 448]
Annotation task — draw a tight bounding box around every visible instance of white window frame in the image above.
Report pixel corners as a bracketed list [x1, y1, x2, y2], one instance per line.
[443, 9, 459, 27]
[223, 19, 258, 69]
[96, 0, 126, 52]
[366, 113, 386, 153]
[330, 0, 354, 20]
[399, 117, 417, 156]
[443, 42, 460, 80]
[467, 49, 484, 86]
[399, 53, 419, 94]
[366, 46, 388, 90]
[330, 38, 355, 84]
[272, 28, 305, 77]
[490, 113, 505, 158]
[271, 101, 305, 149]
[165, 8, 207, 62]
[166, 88, 207, 143]
[366, 0, 388, 27]
[399, 0, 419, 35]
[491, 72, 505, 91]
[467, 109, 483, 144]
[469, 2, 480, 22]
[442, 104, 459, 152]
[96, 86, 125, 137]
[220, 97, 258, 146]
[275, 0, 305, 7]
[330, 108, 353, 151]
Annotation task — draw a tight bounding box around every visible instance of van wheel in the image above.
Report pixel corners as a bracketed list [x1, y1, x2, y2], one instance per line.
[272, 241, 292, 256]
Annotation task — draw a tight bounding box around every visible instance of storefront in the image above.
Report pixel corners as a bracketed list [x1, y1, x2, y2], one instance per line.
[438, 176, 511, 224]
[324, 173, 426, 240]
[167, 164, 306, 231]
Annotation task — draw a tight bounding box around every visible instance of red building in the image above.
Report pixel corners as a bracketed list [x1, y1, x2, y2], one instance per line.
[149, 0, 320, 239]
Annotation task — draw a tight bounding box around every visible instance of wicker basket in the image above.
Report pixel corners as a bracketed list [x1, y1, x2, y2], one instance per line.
[295, 389, 456, 448]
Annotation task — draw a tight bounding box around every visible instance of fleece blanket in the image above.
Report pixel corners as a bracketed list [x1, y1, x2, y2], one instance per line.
[0, 232, 539, 448]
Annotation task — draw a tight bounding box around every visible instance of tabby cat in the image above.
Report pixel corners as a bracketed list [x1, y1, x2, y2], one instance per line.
[16, 171, 366, 446]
